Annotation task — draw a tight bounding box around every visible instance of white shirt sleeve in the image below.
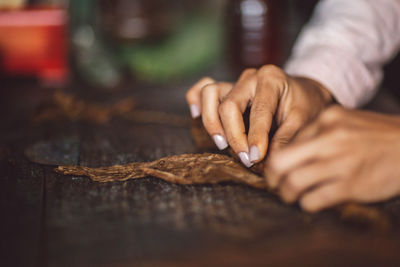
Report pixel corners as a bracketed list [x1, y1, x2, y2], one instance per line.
[284, 0, 400, 108]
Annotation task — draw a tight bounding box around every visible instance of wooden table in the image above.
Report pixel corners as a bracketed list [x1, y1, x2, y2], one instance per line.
[2, 72, 400, 267]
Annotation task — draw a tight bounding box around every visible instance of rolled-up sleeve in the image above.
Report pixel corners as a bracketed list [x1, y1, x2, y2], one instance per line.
[284, 0, 400, 108]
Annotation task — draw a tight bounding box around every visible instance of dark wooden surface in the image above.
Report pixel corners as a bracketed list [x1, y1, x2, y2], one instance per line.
[2, 73, 400, 267]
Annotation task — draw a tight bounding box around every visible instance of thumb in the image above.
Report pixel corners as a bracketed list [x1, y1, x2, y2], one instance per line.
[269, 112, 307, 152]
[264, 113, 306, 182]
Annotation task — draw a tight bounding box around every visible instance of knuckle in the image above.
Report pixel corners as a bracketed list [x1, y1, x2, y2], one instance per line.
[217, 82, 232, 89]
[199, 76, 214, 84]
[240, 68, 257, 78]
[320, 106, 344, 123]
[259, 64, 285, 77]
[218, 99, 236, 115]
[201, 83, 218, 96]
[187, 77, 215, 101]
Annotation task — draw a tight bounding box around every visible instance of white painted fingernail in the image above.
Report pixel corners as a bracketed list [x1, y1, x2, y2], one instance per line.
[238, 152, 254, 168]
[212, 135, 228, 150]
[249, 146, 260, 163]
[190, 104, 200, 118]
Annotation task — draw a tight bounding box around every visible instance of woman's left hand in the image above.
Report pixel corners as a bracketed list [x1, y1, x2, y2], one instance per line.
[266, 106, 400, 212]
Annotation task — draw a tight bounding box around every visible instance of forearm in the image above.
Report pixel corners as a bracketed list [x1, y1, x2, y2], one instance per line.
[285, 0, 400, 108]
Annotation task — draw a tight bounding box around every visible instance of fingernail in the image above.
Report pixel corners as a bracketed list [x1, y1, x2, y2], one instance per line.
[190, 104, 200, 118]
[212, 135, 228, 150]
[238, 152, 254, 168]
[249, 146, 260, 163]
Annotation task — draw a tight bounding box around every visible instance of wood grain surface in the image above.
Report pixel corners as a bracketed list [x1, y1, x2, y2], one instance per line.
[2, 74, 400, 267]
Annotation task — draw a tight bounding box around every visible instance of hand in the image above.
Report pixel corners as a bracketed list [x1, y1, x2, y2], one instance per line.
[186, 65, 333, 167]
[267, 106, 400, 213]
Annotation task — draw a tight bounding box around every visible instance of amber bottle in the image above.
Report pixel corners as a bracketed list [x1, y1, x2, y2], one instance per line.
[226, 0, 284, 75]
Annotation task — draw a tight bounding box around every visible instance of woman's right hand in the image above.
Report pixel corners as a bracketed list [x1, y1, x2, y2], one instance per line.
[186, 65, 333, 168]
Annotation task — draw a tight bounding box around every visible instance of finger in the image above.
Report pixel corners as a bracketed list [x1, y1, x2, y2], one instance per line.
[201, 82, 233, 150]
[267, 133, 339, 189]
[224, 69, 257, 111]
[292, 120, 321, 142]
[279, 159, 344, 203]
[247, 80, 279, 164]
[300, 181, 350, 213]
[265, 116, 327, 184]
[219, 69, 257, 167]
[293, 105, 346, 142]
[268, 110, 308, 152]
[186, 77, 215, 118]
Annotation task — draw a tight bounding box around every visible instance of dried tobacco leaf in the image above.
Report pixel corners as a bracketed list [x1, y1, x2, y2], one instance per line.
[33, 91, 136, 124]
[49, 103, 391, 228]
[55, 152, 391, 230]
[55, 153, 268, 190]
[190, 118, 266, 175]
[33, 90, 190, 127]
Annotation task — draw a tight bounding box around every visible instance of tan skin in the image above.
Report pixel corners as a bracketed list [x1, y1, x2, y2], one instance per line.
[186, 64, 400, 212]
[267, 106, 400, 212]
[186, 65, 333, 167]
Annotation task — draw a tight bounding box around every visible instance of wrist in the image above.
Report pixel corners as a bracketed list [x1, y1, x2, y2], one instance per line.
[294, 76, 334, 106]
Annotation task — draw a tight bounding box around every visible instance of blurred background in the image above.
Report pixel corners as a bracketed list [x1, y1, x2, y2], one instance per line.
[0, 0, 322, 91]
[3, 2, 400, 267]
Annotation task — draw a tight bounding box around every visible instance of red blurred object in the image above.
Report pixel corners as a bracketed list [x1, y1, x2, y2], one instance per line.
[0, 8, 68, 83]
